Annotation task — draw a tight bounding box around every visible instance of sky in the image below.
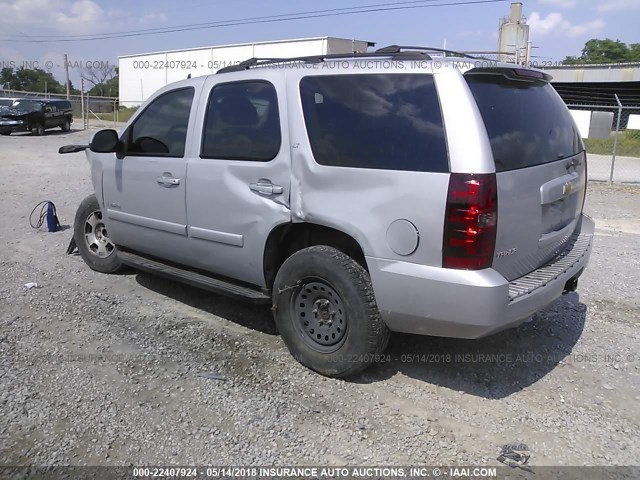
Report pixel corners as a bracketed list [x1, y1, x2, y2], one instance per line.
[0, 0, 639, 89]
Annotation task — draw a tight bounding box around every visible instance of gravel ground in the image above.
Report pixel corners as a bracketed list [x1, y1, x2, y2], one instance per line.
[0, 129, 639, 467]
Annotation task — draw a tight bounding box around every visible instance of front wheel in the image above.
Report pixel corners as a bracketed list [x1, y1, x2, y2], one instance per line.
[31, 123, 44, 136]
[272, 245, 390, 378]
[74, 194, 123, 273]
[61, 118, 71, 132]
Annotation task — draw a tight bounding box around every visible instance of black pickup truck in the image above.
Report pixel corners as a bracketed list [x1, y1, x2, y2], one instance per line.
[0, 99, 73, 136]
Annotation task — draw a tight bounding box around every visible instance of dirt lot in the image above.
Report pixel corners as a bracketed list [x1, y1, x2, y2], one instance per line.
[1, 129, 639, 468]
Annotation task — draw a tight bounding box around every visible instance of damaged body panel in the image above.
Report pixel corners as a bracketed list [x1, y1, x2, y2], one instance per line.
[286, 67, 452, 268]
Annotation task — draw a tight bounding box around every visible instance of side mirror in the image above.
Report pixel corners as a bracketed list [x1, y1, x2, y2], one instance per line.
[44, 106, 52, 113]
[90, 129, 122, 154]
[59, 144, 88, 154]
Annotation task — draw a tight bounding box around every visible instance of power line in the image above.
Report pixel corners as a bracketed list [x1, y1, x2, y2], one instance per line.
[7, 0, 457, 39]
[1, 0, 506, 43]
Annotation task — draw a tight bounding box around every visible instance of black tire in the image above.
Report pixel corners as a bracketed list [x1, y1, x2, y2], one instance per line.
[74, 194, 123, 274]
[61, 118, 71, 132]
[31, 123, 44, 136]
[273, 245, 390, 378]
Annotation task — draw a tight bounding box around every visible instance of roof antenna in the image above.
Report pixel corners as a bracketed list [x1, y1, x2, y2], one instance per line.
[187, 74, 191, 79]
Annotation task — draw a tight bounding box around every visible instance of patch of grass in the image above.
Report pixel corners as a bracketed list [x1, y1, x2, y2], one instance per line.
[115, 106, 138, 123]
[73, 106, 139, 124]
[585, 130, 640, 157]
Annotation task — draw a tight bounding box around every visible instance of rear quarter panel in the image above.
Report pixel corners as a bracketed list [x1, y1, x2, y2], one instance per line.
[284, 66, 457, 267]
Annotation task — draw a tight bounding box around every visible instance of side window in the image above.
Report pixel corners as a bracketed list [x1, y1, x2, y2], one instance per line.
[201, 81, 281, 161]
[300, 74, 449, 173]
[126, 87, 194, 157]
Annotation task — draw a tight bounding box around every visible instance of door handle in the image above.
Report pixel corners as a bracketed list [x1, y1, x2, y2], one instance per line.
[249, 180, 283, 195]
[156, 173, 180, 187]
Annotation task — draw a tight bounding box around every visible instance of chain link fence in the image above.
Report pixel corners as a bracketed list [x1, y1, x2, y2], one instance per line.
[562, 99, 640, 184]
[0, 88, 120, 129]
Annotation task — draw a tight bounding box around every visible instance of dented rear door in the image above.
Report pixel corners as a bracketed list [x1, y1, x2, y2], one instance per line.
[184, 73, 291, 287]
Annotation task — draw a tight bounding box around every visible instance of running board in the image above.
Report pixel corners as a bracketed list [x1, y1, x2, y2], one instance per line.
[118, 251, 271, 304]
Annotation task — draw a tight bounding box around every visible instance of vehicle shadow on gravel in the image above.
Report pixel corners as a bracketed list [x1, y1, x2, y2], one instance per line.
[355, 293, 587, 399]
[134, 272, 277, 335]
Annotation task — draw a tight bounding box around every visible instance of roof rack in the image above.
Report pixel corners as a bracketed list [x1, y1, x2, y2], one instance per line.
[217, 50, 432, 73]
[375, 45, 477, 59]
[216, 44, 479, 74]
[215, 45, 479, 74]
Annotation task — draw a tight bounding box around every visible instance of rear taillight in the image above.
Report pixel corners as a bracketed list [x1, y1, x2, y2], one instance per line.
[582, 152, 588, 212]
[443, 173, 497, 270]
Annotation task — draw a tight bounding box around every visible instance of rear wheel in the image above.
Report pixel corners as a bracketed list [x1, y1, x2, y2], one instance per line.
[272, 245, 389, 378]
[74, 194, 123, 274]
[31, 123, 44, 136]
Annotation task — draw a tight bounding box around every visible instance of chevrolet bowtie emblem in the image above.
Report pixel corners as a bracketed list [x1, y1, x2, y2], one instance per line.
[563, 182, 574, 195]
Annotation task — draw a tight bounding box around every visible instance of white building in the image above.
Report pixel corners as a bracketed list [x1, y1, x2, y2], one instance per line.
[119, 36, 374, 107]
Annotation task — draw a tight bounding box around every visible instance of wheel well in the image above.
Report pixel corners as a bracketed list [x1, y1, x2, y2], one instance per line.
[263, 223, 367, 289]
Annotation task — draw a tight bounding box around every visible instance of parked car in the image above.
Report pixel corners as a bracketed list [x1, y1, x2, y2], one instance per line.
[60, 46, 593, 377]
[0, 98, 73, 135]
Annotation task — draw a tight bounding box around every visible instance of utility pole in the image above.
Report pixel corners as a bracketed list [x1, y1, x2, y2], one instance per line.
[64, 54, 70, 100]
[80, 78, 85, 130]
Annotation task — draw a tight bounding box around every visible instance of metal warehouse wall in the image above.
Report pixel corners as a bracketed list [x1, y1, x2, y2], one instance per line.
[553, 81, 640, 107]
[553, 81, 640, 129]
[545, 64, 640, 83]
[119, 37, 372, 107]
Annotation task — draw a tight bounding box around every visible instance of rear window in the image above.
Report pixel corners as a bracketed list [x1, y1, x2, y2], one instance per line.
[300, 74, 448, 173]
[466, 74, 582, 172]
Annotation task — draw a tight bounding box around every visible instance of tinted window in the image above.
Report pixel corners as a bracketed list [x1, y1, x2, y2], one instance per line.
[11, 100, 42, 111]
[0, 99, 12, 107]
[54, 101, 71, 110]
[126, 87, 194, 157]
[466, 75, 582, 172]
[300, 74, 448, 172]
[201, 81, 281, 161]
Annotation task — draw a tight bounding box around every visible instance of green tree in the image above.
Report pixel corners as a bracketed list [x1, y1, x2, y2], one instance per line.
[563, 38, 638, 64]
[87, 74, 118, 97]
[83, 63, 117, 97]
[0, 67, 66, 93]
[66, 80, 81, 96]
[628, 43, 640, 62]
[1, 67, 14, 87]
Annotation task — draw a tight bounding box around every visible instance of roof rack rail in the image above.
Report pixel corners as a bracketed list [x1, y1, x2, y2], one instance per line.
[375, 45, 477, 59]
[216, 49, 435, 74]
[215, 45, 478, 74]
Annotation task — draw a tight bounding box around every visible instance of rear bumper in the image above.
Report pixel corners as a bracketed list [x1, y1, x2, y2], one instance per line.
[366, 214, 594, 338]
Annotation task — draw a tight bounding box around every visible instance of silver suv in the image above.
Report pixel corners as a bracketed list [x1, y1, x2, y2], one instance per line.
[61, 46, 594, 377]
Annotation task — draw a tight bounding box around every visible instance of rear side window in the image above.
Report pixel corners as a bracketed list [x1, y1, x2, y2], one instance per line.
[300, 74, 448, 172]
[201, 81, 281, 161]
[466, 75, 582, 172]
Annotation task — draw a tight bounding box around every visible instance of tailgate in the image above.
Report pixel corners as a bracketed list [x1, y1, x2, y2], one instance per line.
[465, 69, 586, 281]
